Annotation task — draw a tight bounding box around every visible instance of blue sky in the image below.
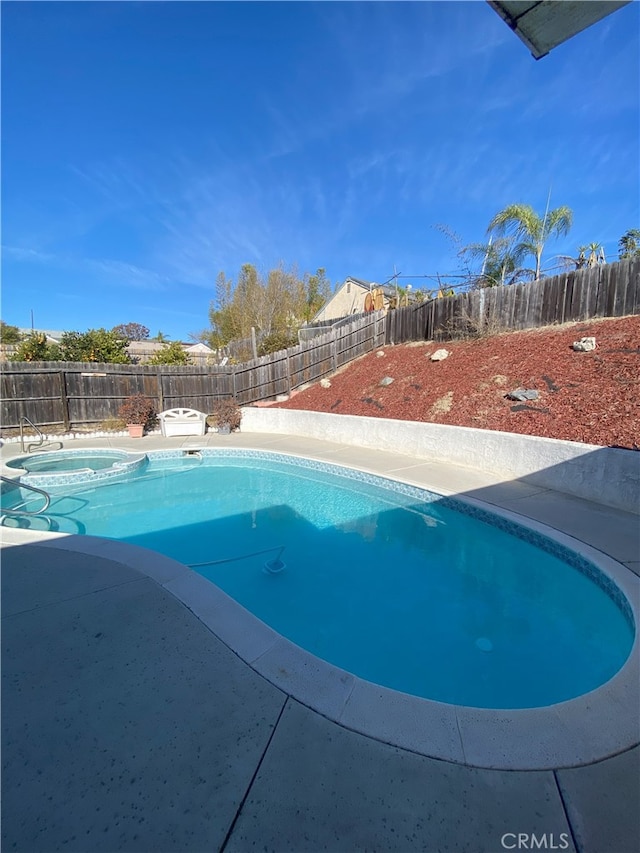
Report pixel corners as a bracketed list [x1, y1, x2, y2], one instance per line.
[2, 0, 638, 341]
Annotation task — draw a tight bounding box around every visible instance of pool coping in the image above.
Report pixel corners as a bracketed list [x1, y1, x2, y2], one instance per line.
[2, 445, 638, 771]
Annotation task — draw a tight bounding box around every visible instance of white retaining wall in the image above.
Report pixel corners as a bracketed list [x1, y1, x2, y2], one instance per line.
[241, 407, 640, 515]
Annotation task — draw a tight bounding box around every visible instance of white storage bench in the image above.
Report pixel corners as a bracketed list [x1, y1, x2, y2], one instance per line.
[158, 408, 207, 437]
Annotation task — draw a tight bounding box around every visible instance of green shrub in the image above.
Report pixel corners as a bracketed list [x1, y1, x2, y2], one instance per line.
[14, 333, 61, 362]
[148, 341, 192, 365]
[258, 331, 298, 356]
[0, 321, 22, 344]
[59, 329, 131, 363]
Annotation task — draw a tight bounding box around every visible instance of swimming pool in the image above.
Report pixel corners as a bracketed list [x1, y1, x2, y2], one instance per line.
[1, 449, 634, 711]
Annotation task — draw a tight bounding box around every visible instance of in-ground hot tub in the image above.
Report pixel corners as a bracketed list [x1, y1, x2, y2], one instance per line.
[5, 448, 147, 488]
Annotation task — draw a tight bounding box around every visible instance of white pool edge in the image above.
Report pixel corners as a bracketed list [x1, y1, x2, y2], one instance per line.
[2, 449, 638, 772]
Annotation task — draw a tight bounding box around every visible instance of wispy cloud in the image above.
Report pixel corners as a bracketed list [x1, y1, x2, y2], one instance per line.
[3, 245, 171, 291]
[4, 0, 635, 314]
[314, 0, 510, 127]
[4, 5, 517, 295]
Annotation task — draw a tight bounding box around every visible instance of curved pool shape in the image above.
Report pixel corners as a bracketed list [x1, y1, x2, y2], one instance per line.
[5, 448, 147, 488]
[1, 449, 634, 712]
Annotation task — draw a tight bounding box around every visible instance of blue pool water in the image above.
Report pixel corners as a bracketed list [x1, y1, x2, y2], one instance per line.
[1, 451, 634, 709]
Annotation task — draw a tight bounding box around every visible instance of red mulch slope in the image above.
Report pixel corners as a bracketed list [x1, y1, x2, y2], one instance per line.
[275, 315, 640, 449]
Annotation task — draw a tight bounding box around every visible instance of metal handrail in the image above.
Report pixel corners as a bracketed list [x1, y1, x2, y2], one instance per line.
[0, 476, 51, 516]
[18, 417, 63, 454]
[19, 416, 44, 453]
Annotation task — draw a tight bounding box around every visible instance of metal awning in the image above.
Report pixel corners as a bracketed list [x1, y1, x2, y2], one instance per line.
[487, 1, 632, 59]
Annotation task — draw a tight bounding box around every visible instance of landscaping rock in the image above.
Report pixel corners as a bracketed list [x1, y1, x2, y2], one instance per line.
[510, 404, 550, 414]
[379, 376, 394, 386]
[362, 396, 384, 410]
[430, 349, 450, 361]
[320, 378, 331, 388]
[506, 389, 539, 402]
[376, 350, 385, 358]
[572, 337, 596, 352]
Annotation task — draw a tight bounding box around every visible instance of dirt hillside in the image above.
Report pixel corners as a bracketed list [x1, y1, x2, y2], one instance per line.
[275, 315, 640, 450]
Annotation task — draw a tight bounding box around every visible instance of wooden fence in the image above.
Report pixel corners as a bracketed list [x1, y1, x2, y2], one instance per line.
[298, 310, 371, 344]
[2, 259, 638, 431]
[1, 311, 385, 430]
[386, 257, 640, 345]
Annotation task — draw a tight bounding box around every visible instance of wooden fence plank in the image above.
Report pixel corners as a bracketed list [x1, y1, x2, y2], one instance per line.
[626, 259, 640, 315]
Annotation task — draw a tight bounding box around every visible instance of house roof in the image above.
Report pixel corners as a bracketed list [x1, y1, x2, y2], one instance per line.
[184, 342, 213, 353]
[18, 328, 64, 342]
[343, 277, 395, 297]
[126, 341, 166, 353]
[488, 0, 631, 59]
[344, 276, 374, 290]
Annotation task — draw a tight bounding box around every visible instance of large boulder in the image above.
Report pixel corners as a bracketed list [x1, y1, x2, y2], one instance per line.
[506, 389, 539, 402]
[430, 349, 450, 362]
[572, 337, 596, 352]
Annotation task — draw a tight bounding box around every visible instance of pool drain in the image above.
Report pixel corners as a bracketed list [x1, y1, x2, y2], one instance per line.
[264, 546, 286, 574]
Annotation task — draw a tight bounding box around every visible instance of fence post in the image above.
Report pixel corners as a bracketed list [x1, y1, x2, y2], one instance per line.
[378, 312, 386, 347]
[332, 332, 338, 372]
[285, 351, 292, 396]
[232, 365, 237, 399]
[59, 371, 70, 431]
[156, 370, 164, 412]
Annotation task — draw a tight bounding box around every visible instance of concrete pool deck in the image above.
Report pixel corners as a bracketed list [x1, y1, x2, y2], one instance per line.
[2, 430, 639, 852]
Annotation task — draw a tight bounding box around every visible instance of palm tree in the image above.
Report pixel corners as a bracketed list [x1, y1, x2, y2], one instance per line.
[461, 236, 530, 287]
[618, 229, 640, 260]
[487, 203, 573, 281]
[586, 242, 605, 268]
